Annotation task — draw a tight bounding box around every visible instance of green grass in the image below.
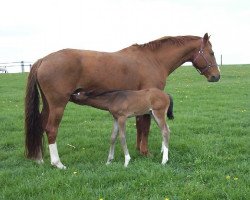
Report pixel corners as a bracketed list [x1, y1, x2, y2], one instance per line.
[0, 65, 249, 200]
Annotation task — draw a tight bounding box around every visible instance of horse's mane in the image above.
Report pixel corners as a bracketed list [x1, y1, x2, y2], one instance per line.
[134, 35, 201, 50]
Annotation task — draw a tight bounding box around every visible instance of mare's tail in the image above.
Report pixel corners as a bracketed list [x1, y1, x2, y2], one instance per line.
[167, 94, 174, 120]
[24, 59, 44, 159]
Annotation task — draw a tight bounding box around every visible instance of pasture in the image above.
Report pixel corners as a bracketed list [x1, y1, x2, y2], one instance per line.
[0, 65, 249, 199]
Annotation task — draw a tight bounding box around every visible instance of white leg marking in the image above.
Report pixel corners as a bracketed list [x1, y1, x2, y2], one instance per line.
[36, 149, 44, 164]
[49, 143, 66, 169]
[162, 143, 169, 165]
[124, 153, 131, 167]
[161, 142, 164, 153]
[106, 120, 119, 165]
[106, 146, 115, 165]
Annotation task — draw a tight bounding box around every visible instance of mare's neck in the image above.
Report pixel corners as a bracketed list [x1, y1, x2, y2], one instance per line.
[154, 38, 200, 76]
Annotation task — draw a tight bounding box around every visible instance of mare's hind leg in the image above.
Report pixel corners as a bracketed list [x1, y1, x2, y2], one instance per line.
[152, 110, 170, 165]
[106, 119, 119, 165]
[45, 106, 66, 169]
[118, 117, 131, 167]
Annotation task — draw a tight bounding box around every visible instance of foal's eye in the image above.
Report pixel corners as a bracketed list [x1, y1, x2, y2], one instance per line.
[210, 52, 215, 56]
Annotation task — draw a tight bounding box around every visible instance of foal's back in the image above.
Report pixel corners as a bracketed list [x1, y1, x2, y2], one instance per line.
[95, 88, 170, 118]
[71, 88, 170, 118]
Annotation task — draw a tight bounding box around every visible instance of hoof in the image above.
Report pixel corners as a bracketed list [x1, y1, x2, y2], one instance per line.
[106, 156, 114, 165]
[51, 161, 67, 170]
[140, 150, 151, 157]
[161, 160, 168, 165]
[139, 145, 150, 156]
[140, 149, 148, 155]
[106, 160, 112, 165]
[36, 159, 44, 165]
[124, 154, 131, 167]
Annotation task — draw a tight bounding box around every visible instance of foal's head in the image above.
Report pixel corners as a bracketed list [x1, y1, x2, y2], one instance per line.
[191, 33, 220, 82]
[70, 92, 88, 103]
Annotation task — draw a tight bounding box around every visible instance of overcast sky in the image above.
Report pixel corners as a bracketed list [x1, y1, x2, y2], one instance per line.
[0, 0, 250, 65]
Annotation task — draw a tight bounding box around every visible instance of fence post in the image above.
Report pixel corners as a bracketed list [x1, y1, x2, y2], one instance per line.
[21, 61, 24, 73]
[220, 55, 222, 67]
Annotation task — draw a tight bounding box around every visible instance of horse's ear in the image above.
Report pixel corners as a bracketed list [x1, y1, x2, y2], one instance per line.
[203, 33, 209, 45]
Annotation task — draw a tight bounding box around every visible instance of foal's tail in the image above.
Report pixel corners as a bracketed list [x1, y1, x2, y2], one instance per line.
[24, 59, 44, 159]
[167, 94, 174, 120]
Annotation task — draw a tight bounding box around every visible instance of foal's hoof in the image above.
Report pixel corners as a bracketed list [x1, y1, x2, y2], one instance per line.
[161, 160, 168, 165]
[124, 154, 131, 167]
[106, 160, 112, 165]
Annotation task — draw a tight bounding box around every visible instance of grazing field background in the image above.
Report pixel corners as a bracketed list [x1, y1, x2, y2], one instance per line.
[0, 65, 249, 200]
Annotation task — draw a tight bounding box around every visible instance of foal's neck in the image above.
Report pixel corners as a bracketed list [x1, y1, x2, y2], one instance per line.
[82, 92, 117, 111]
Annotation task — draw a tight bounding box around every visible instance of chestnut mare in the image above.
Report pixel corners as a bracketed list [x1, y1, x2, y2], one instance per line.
[71, 88, 174, 167]
[25, 33, 220, 169]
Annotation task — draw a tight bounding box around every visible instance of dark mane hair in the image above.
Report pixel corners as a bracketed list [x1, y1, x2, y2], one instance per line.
[134, 35, 201, 50]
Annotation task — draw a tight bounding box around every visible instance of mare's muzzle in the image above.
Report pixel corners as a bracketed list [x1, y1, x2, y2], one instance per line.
[208, 74, 220, 82]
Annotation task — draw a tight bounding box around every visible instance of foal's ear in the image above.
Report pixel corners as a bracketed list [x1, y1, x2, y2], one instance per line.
[203, 33, 210, 44]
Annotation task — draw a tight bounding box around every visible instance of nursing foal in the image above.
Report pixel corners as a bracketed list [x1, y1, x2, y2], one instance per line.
[71, 88, 174, 167]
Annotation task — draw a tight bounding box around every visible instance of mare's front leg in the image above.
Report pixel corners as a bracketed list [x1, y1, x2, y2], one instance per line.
[136, 114, 151, 155]
[152, 110, 170, 165]
[106, 119, 119, 165]
[118, 117, 131, 167]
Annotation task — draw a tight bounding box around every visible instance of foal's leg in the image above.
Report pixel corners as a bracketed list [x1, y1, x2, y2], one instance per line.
[106, 119, 119, 165]
[118, 117, 131, 167]
[152, 110, 170, 165]
[45, 106, 66, 169]
[136, 114, 151, 155]
[161, 125, 170, 165]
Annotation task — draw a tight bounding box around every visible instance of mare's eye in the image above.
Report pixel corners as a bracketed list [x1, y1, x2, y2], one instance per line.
[210, 52, 215, 56]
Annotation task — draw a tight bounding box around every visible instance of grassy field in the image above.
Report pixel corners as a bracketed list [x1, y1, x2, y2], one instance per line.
[0, 65, 249, 200]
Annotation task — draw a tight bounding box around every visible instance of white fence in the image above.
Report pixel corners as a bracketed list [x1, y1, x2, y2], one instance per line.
[0, 61, 33, 73]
